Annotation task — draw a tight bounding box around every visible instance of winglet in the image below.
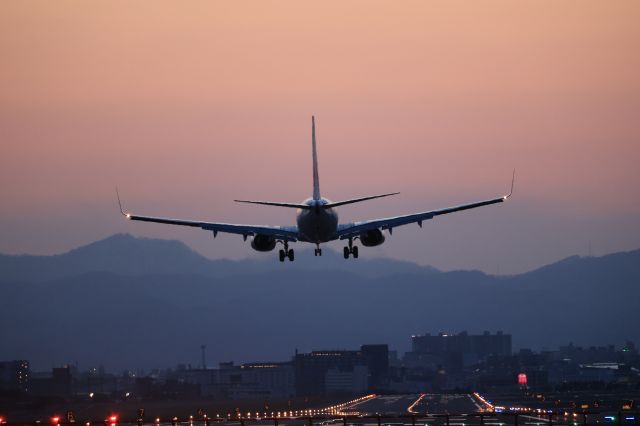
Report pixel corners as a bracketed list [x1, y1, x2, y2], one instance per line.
[503, 169, 515, 200]
[116, 187, 131, 218]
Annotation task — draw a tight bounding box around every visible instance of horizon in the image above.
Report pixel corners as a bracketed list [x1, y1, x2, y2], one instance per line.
[4, 231, 638, 276]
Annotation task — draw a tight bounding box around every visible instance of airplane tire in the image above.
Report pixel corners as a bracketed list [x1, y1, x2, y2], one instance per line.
[279, 249, 285, 262]
[343, 247, 350, 259]
[318, 248, 322, 256]
[288, 249, 295, 261]
[352, 246, 359, 259]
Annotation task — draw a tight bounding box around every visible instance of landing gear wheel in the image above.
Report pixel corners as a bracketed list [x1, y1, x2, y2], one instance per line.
[279, 249, 286, 262]
[343, 246, 350, 259]
[352, 246, 359, 259]
[318, 248, 322, 256]
[287, 249, 295, 262]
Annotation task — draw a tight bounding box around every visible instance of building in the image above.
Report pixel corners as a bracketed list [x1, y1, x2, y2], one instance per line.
[0, 360, 30, 393]
[408, 331, 511, 370]
[294, 350, 365, 396]
[29, 366, 72, 397]
[177, 362, 295, 399]
[361, 344, 389, 390]
[325, 365, 368, 394]
[293, 345, 390, 396]
[412, 331, 511, 358]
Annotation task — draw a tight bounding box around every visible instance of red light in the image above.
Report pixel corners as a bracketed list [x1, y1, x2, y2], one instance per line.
[518, 373, 528, 385]
[52, 417, 60, 424]
[108, 415, 118, 424]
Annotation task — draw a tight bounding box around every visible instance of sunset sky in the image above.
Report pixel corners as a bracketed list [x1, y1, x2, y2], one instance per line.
[1, 1, 639, 274]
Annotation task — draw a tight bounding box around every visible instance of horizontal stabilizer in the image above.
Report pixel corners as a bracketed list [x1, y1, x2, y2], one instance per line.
[234, 199, 311, 209]
[323, 192, 400, 208]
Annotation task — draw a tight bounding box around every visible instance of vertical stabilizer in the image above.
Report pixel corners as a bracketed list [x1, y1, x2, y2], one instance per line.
[312, 116, 321, 200]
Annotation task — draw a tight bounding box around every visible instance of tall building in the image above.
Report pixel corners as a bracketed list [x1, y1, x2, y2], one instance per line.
[294, 350, 366, 396]
[325, 365, 368, 394]
[412, 331, 511, 358]
[360, 344, 389, 389]
[0, 360, 30, 393]
[408, 331, 511, 371]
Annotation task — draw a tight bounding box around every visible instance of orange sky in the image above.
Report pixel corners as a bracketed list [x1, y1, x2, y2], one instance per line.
[1, 1, 639, 273]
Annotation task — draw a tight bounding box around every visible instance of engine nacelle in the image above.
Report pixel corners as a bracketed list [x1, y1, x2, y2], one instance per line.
[250, 234, 277, 252]
[359, 229, 386, 247]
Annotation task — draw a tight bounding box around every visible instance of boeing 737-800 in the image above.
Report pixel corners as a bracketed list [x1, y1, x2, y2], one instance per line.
[118, 116, 514, 262]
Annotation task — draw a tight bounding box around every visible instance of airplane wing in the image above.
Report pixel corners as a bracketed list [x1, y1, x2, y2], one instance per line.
[335, 172, 514, 240]
[117, 191, 298, 241]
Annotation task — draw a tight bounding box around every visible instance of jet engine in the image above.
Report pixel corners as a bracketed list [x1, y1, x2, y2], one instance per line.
[359, 229, 386, 247]
[250, 234, 277, 251]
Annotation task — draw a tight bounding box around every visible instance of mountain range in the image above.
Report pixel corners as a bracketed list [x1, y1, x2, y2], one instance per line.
[1, 233, 638, 371]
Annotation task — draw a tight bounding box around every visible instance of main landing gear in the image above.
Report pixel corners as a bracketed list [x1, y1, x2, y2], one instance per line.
[343, 238, 359, 259]
[314, 244, 322, 257]
[278, 241, 294, 262]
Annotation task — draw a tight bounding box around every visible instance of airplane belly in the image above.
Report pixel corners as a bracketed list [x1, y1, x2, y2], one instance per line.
[296, 208, 338, 242]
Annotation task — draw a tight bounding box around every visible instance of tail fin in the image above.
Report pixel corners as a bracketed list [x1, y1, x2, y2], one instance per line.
[312, 116, 321, 200]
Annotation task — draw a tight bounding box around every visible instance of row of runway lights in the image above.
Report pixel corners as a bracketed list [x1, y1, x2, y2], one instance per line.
[37, 394, 378, 426]
[473, 392, 601, 418]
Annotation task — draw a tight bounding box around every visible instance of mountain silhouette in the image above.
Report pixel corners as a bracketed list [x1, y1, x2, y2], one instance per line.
[0, 234, 638, 371]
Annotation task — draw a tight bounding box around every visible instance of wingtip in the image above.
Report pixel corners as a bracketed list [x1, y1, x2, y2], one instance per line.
[504, 169, 515, 199]
[115, 186, 130, 218]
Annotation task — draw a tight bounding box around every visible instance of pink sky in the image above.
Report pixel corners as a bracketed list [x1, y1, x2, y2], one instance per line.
[1, 1, 639, 273]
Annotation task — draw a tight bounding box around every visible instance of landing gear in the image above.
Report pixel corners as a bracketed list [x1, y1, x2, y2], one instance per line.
[343, 238, 359, 259]
[278, 242, 295, 262]
[314, 244, 322, 257]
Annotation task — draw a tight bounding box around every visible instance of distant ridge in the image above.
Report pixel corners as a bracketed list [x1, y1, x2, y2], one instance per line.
[1, 234, 638, 370]
[0, 233, 437, 282]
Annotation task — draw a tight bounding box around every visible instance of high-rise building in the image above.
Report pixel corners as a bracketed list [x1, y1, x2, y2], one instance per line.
[360, 344, 389, 389]
[0, 360, 30, 393]
[408, 331, 511, 371]
[294, 350, 366, 396]
[411, 331, 511, 358]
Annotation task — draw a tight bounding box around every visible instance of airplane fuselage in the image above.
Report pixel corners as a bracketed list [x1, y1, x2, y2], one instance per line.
[296, 198, 338, 243]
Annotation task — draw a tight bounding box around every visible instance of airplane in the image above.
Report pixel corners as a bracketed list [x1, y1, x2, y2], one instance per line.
[117, 116, 514, 262]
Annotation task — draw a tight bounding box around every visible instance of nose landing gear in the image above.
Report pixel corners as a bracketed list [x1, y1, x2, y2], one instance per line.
[314, 244, 322, 256]
[343, 238, 359, 259]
